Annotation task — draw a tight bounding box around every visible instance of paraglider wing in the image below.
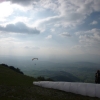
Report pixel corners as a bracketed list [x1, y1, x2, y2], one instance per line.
[32, 58, 38, 61]
[33, 81, 100, 98]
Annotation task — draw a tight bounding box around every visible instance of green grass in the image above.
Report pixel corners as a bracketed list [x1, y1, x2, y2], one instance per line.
[0, 65, 36, 86]
[0, 65, 99, 100]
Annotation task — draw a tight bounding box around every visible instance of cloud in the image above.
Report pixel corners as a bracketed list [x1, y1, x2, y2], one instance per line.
[4, 0, 100, 31]
[6, 0, 37, 6]
[73, 28, 100, 56]
[54, 24, 61, 27]
[45, 35, 52, 39]
[0, 0, 6, 3]
[90, 20, 98, 25]
[0, 2, 13, 18]
[76, 28, 100, 46]
[0, 22, 40, 34]
[1, 1, 100, 35]
[51, 28, 55, 32]
[24, 46, 40, 50]
[76, 28, 100, 35]
[7, 0, 57, 10]
[34, 0, 100, 31]
[38, 0, 57, 11]
[70, 0, 100, 14]
[73, 28, 100, 55]
[60, 32, 71, 37]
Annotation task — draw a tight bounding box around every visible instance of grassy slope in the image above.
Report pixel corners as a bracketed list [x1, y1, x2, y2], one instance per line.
[0, 65, 99, 100]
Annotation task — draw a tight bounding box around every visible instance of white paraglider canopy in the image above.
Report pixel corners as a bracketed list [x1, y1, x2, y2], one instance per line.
[33, 81, 100, 98]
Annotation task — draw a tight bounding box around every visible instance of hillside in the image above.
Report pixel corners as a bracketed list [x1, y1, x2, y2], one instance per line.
[0, 64, 99, 100]
[26, 70, 81, 82]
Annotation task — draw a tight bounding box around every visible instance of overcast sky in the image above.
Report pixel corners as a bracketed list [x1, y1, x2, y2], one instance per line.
[0, 0, 100, 63]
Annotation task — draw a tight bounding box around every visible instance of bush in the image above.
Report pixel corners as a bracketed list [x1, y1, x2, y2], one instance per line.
[0, 63, 24, 75]
[1, 63, 8, 67]
[37, 76, 53, 81]
[9, 66, 24, 75]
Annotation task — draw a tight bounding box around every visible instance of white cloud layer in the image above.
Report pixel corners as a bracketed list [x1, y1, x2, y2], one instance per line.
[0, 22, 40, 34]
[0, 2, 13, 18]
[90, 21, 98, 25]
[75, 28, 100, 48]
[45, 35, 52, 39]
[30, 0, 100, 32]
[60, 32, 71, 37]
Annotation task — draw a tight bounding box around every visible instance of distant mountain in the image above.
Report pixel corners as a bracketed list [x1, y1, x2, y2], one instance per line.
[26, 70, 81, 82]
[49, 71, 81, 82]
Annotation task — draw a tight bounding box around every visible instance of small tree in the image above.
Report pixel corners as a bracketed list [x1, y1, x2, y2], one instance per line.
[37, 76, 45, 81]
[95, 70, 100, 83]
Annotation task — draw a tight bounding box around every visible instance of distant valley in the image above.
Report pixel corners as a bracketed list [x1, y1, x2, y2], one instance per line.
[22, 62, 100, 83]
[0, 56, 100, 83]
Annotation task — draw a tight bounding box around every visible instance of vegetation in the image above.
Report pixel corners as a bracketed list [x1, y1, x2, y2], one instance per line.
[1, 63, 24, 75]
[37, 76, 53, 81]
[0, 64, 99, 100]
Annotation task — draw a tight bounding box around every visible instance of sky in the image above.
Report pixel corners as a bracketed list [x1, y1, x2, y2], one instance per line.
[0, 0, 100, 63]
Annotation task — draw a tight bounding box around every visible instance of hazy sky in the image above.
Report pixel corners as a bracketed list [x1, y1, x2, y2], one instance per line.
[0, 0, 100, 63]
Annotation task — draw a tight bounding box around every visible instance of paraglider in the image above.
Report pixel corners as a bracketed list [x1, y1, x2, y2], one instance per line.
[32, 58, 38, 61]
[32, 58, 38, 65]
